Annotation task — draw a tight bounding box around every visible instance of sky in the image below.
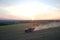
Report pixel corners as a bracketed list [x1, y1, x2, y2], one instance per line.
[0, 0, 60, 20]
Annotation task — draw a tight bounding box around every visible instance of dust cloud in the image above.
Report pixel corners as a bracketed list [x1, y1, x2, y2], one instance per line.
[34, 22, 60, 31]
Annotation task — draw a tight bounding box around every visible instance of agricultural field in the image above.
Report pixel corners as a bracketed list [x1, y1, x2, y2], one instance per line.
[0, 22, 60, 40]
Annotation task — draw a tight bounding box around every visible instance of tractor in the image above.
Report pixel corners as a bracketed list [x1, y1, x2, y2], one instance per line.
[25, 27, 35, 33]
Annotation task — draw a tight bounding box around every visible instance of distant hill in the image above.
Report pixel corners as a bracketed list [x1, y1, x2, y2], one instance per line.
[0, 20, 60, 22]
[0, 20, 60, 26]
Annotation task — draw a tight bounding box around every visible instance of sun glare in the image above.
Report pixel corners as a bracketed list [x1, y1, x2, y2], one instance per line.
[32, 17, 34, 20]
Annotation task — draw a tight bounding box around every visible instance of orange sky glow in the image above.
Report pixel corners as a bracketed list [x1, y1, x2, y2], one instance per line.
[0, 0, 60, 20]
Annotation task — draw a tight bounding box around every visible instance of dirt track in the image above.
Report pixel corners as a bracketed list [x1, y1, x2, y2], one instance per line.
[11, 27, 60, 40]
[0, 22, 60, 40]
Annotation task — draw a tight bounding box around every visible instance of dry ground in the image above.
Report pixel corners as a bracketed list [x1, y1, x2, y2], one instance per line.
[0, 23, 60, 40]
